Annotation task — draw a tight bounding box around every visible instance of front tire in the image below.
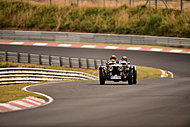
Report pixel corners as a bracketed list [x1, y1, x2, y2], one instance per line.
[132, 67, 137, 84]
[128, 69, 133, 85]
[99, 68, 105, 85]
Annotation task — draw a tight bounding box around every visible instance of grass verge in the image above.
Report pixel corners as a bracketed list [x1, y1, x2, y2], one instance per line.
[137, 66, 161, 79]
[0, 61, 170, 103]
[0, 83, 45, 103]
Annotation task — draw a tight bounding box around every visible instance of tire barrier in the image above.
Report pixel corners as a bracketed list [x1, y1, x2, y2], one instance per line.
[0, 51, 107, 70]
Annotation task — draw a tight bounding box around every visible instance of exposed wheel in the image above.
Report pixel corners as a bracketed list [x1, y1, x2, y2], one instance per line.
[128, 69, 133, 85]
[99, 68, 105, 85]
[132, 67, 137, 84]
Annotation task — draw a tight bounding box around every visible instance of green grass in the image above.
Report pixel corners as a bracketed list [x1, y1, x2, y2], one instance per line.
[137, 66, 162, 79]
[0, 61, 170, 103]
[0, 83, 45, 103]
[0, 0, 190, 37]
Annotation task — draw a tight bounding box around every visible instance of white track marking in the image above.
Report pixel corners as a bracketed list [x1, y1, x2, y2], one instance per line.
[159, 69, 174, 78]
[169, 50, 182, 53]
[22, 84, 54, 106]
[127, 47, 141, 50]
[58, 44, 72, 47]
[168, 71, 174, 78]
[150, 48, 163, 51]
[81, 45, 96, 48]
[33, 43, 47, 46]
[104, 46, 119, 49]
[160, 70, 168, 78]
[10, 42, 24, 45]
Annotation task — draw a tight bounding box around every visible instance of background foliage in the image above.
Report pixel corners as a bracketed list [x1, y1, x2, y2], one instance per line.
[0, 0, 190, 37]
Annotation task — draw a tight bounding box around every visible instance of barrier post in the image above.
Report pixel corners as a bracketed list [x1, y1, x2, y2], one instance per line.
[39, 55, 42, 65]
[28, 53, 30, 63]
[49, 55, 51, 66]
[17, 53, 20, 63]
[69, 57, 72, 68]
[59, 56, 62, 66]
[94, 59, 97, 69]
[87, 59, 89, 69]
[79, 58, 81, 68]
[5, 52, 8, 61]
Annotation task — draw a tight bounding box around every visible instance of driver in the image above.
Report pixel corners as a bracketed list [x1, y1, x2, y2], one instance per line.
[119, 56, 128, 65]
[107, 55, 117, 65]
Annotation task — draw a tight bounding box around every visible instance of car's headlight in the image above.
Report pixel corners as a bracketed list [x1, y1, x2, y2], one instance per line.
[124, 65, 129, 70]
[109, 66, 113, 71]
[125, 66, 129, 70]
[118, 66, 123, 71]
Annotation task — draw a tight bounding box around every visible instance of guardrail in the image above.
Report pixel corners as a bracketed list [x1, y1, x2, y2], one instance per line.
[0, 51, 107, 70]
[0, 68, 98, 85]
[0, 30, 190, 47]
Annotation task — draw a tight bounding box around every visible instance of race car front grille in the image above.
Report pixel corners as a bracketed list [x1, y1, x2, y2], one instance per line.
[112, 66, 120, 75]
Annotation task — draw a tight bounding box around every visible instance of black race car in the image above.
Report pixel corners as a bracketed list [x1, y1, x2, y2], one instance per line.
[99, 61, 137, 85]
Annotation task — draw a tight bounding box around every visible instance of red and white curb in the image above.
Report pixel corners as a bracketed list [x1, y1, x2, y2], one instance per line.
[160, 69, 174, 78]
[0, 96, 45, 112]
[0, 83, 54, 113]
[0, 41, 190, 54]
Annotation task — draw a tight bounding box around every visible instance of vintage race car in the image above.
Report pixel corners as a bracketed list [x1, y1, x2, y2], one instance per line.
[99, 61, 137, 85]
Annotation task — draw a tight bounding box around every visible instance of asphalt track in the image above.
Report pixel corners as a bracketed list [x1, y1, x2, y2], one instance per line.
[0, 44, 190, 127]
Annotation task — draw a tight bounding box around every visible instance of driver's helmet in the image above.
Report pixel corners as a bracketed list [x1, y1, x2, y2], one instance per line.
[110, 55, 117, 61]
[121, 56, 127, 61]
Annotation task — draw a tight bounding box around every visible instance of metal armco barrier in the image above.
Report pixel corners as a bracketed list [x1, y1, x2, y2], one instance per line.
[0, 51, 107, 70]
[0, 68, 98, 85]
[0, 30, 190, 47]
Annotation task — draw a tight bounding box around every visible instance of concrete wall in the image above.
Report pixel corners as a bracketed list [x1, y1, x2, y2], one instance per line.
[0, 30, 190, 47]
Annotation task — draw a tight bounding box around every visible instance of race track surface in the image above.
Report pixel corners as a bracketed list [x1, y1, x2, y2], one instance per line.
[0, 44, 190, 127]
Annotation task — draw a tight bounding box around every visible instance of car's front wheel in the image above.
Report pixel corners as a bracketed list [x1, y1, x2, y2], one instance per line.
[99, 68, 105, 85]
[132, 66, 137, 84]
[128, 69, 133, 85]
